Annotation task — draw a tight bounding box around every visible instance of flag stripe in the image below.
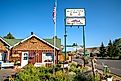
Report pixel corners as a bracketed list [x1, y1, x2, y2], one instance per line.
[53, 3, 56, 24]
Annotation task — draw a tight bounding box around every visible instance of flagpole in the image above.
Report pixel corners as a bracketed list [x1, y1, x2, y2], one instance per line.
[54, 19, 56, 65]
[54, 0, 57, 65]
[53, 0, 57, 74]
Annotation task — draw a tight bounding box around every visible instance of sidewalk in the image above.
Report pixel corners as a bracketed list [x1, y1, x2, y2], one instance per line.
[0, 69, 17, 80]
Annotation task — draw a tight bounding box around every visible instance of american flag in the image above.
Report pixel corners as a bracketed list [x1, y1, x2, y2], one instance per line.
[53, 3, 56, 24]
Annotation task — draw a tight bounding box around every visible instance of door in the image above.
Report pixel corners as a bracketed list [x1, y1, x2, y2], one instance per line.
[21, 52, 29, 68]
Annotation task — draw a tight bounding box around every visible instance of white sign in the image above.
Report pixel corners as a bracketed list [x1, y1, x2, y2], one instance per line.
[66, 17, 86, 26]
[1, 62, 14, 67]
[34, 63, 44, 67]
[66, 9, 85, 17]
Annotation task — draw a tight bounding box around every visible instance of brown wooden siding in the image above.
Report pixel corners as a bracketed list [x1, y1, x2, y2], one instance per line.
[12, 37, 53, 50]
[11, 37, 59, 64]
[0, 40, 8, 51]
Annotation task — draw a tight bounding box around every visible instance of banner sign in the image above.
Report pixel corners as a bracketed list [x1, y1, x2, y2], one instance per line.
[66, 9, 85, 17]
[66, 17, 86, 26]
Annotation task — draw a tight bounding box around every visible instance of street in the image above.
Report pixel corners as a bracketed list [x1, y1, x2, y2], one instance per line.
[73, 58, 121, 76]
[96, 59, 121, 77]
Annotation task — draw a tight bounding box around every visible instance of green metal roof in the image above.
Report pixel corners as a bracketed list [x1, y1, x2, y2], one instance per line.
[3, 38, 61, 48]
[44, 38, 61, 48]
[3, 38, 23, 46]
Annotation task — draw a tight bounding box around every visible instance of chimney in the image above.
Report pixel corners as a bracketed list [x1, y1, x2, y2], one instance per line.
[31, 32, 34, 35]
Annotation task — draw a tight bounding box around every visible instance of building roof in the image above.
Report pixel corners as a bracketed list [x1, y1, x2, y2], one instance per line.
[3, 38, 23, 46]
[44, 38, 61, 49]
[0, 37, 11, 47]
[2, 35, 61, 50]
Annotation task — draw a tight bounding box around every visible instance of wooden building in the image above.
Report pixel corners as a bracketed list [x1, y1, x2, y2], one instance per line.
[0, 34, 61, 68]
[0, 37, 11, 62]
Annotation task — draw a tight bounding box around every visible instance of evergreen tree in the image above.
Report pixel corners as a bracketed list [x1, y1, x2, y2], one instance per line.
[107, 40, 113, 57]
[99, 42, 106, 57]
[112, 40, 120, 58]
[106, 38, 121, 59]
[3, 32, 15, 39]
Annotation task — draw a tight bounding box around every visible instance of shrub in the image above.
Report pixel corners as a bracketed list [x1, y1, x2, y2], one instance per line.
[73, 72, 90, 81]
[15, 64, 99, 81]
[88, 74, 100, 81]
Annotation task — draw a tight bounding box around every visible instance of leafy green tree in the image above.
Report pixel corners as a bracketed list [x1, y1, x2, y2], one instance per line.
[106, 39, 121, 59]
[113, 38, 121, 58]
[107, 40, 113, 57]
[112, 42, 120, 58]
[3, 32, 15, 39]
[99, 42, 106, 57]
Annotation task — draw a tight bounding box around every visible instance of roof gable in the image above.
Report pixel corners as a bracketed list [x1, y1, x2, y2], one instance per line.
[13, 34, 60, 50]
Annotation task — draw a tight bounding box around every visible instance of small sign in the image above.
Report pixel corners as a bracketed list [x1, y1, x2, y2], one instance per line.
[34, 63, 44, 67]
[66, 17, 86, 26]
[1, 62, 14, 67]
[66, 8, 85, 17]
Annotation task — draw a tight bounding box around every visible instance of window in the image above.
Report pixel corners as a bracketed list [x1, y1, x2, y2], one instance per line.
[42, 53, 54, 62]
[23, 53, 28, 60]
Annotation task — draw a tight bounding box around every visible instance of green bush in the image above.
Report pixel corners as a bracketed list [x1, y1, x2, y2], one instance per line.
[73, 72, 90, 81]
[15, 64, 100, 81]
[69, 62, 77, 67]
[15, 64, 70, 81]
[84, 57, 89, 64]
[88, 74, 100, 81]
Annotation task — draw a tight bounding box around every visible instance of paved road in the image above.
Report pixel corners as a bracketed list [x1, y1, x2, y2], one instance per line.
[72, 58, 121, 76]
[96, 59, 121, 77]
[72, 59, 83, 64]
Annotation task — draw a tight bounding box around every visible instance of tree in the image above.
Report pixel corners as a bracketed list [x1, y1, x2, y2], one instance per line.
[112, 44, 119, 58]
[112, 39, 120, 58]
[107, 40, 113, 57]
[106, 39, 121, 59]
[3, 32, 15, 39]
[99, 42, 106, 57]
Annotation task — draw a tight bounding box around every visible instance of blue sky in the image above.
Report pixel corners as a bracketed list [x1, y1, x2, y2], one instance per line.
[0, 0, 121, 48]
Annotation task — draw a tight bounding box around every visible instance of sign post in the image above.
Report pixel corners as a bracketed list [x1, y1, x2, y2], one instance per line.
[83, 25, 86, 67]
[65, 8, 86, 66]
